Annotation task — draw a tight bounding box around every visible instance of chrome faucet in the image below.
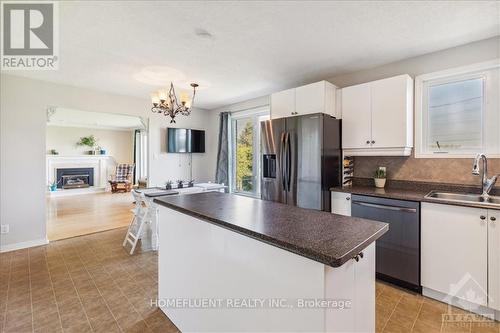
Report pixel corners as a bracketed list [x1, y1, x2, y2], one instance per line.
[472, 153, 498, 196]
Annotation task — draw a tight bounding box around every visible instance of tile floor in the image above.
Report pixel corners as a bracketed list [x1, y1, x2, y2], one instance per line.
[0, 228, 178, 333]
[1, 227, 498, 333]
[376, 278, 499, 333]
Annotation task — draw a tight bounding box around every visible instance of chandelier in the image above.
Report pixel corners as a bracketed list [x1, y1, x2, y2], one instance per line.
[151, 82, 199, 123]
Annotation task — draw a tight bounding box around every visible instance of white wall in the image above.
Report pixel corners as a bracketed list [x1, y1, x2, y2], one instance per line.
[327, 36, 499, 87]
[46, 126, 135, 163]
[212, 95, 270, 114]
[0, 74, 218, 251]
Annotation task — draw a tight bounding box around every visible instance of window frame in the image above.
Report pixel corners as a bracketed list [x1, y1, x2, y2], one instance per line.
[229, 106, 270, 197]
[415, 59, 500, 158]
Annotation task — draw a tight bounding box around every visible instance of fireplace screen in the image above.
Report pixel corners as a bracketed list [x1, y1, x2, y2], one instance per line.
[62, 174, 89, 189]
[56, 168, 94, 189]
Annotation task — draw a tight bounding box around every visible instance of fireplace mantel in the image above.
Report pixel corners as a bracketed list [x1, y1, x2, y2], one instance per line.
[46, 155, 117, 194]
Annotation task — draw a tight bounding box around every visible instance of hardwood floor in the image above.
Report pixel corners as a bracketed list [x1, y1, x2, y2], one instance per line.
[47, 192, 134, 241]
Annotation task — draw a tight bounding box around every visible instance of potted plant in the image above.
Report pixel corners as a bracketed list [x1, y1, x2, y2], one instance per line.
[76, 135, 98, 155]
[165, 180, 173, 190]
[177, 180, 184, 189]
[48, 180, 59, 192]
[374, 167, 387, 188]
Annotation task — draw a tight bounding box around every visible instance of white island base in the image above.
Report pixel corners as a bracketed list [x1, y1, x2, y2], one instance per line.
[158, 206, 376, 332]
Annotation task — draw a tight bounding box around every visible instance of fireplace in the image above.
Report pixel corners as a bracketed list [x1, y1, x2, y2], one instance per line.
[56, 168, 94, 189]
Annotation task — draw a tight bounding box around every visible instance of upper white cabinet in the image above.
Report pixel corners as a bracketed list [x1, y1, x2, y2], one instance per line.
[271, 81, 338, 119]
[341, 74, 413, 156]
[341, 83, 371, 150]
[270, 88, 295, 120]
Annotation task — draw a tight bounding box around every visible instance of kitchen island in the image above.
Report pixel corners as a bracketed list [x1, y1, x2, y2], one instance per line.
[154, 192, 388, 332]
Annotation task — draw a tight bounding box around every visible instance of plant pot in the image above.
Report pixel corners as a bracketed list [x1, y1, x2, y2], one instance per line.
[88, 150, 95, 155]
[374, 178, 386, 188]
[49, 184, 57, 191]
[165, 184, 172, 190]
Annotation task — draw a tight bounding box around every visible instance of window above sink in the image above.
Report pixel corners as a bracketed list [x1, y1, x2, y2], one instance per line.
[415, 59, 500, 158]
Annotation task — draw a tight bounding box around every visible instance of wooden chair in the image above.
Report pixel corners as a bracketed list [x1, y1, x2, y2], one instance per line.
[109, 164, 135, 193]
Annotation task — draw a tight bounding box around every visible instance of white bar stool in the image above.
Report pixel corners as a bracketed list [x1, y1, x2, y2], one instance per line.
[123, 190, 153, 255]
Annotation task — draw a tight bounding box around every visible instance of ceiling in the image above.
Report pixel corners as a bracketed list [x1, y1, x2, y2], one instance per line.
[47, 108, 146, 130]
[6, 1, 500, 110]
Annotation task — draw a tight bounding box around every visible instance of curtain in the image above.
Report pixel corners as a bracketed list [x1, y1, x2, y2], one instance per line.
[215, 112, 230, 192]
[133, 129, 148, 184]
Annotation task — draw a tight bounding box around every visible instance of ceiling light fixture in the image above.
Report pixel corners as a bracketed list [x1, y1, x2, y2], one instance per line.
[150, 82, 199, 123]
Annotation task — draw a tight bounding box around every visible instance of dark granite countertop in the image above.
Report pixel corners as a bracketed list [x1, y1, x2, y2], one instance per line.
[154, 192, 388, 267]
[331, 178, 500, 210]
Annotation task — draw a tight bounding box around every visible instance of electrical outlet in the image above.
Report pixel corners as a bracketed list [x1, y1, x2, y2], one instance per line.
[0, 224, 9, 234]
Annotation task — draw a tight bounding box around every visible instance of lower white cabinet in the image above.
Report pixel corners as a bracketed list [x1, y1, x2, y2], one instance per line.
[422, 202, 500, 310]
[331, 192, 351, 216]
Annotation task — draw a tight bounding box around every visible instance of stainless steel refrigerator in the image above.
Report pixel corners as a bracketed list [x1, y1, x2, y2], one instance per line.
[261, 113, 341, 212]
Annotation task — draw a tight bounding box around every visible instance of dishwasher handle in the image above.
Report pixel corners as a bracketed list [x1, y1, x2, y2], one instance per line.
[351, 201, 417, 213]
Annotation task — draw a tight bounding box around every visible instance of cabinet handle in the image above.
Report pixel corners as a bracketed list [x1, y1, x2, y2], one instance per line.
[346, 197, 351, 201]
[371, 140, 375, 144]
[491, 216, 496, 221]
[353, 252, 364, 262]
[366, 140, 370, 144]
[480, 215, 486, 220]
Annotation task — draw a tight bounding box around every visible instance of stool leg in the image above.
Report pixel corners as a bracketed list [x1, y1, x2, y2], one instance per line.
[123, 215, 136, 247]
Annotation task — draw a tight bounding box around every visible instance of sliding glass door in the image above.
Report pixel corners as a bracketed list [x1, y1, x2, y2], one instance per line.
[230, 108, 269, 197]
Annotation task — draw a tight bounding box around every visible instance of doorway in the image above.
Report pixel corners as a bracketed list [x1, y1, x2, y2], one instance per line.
[45, 107, 148, 240]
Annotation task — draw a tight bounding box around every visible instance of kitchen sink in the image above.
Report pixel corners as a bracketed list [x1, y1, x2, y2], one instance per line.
[425, 191, 500, 206]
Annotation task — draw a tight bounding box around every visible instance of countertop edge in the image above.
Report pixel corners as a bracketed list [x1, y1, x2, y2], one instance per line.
[153, 198, 387, 267]
[330, 186, 500, 210]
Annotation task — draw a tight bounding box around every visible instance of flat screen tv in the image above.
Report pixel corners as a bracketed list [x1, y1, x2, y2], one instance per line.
[167, 128, 205, 153]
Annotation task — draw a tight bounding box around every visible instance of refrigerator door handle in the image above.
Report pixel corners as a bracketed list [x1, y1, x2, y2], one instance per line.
[280, 132, 287, 191]
[285, 132, 291, 191]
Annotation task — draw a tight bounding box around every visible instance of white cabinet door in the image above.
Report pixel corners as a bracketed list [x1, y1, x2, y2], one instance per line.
[341, 83, 371, 149]
[488, 209, 500, 311]
[295, 81, 336, 117]
[295, 81, 325, 116]
[324, 242, 375, 333]
[354, 242, 375, 333]
[331, 192, 351, 216]
[271, 88, 295, 119]
[371, 75, 413, 149]
[421, 203, 488, 306]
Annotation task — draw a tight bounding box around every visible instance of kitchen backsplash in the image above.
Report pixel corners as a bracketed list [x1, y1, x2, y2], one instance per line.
[353, 156, 500, 186]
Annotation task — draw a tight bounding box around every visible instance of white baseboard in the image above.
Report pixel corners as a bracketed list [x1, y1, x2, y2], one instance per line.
[423, 287, 499, 321]
[0, 237, 49, 253]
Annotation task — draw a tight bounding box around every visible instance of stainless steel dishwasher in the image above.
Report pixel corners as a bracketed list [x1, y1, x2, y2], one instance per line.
[351, 194, 421, 292]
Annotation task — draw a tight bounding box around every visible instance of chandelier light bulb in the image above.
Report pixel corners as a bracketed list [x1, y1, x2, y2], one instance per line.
[151, 93, 160, 105]
[158, 89, 168, 101]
